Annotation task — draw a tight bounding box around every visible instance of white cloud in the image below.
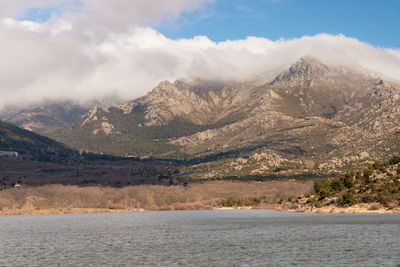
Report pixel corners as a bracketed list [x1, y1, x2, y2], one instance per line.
[0, 0, 213, 31]
[78, 0, 212, 29]
[0, 1, 399, 110]
[0, 1, 66, 17]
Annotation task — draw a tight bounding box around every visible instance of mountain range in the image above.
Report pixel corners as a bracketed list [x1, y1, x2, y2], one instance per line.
[2, 56, 400, 181]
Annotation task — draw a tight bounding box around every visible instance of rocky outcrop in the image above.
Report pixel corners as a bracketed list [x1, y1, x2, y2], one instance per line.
[272, 56, 329, 84]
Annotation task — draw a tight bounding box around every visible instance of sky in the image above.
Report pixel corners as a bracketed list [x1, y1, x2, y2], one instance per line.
[160, 0, 400, 48]
[0, 0, 399, 109]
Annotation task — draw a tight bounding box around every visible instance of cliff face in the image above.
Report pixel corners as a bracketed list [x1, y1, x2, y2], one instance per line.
[48, 56, 400, 179]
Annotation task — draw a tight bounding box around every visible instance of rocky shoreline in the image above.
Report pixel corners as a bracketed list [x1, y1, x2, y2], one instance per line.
[276, 203, 400, 214]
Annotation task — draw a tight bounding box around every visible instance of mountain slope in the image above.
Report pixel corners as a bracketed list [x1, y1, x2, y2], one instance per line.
[0, 119, 76, 161]
[0, 101, 90, 134]
[49, 78, 258, 157]
[49, 57, 400, 179]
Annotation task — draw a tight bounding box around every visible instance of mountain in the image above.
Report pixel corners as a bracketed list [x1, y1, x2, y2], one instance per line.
[49, 57, 400, 180]
[0, 100, 91, 134]
[0, 96, 122, 134]
[49, 78, 259, 156]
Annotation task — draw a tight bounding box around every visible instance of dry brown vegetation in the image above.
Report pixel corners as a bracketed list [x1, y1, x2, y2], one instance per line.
[0, 180, 312, 215]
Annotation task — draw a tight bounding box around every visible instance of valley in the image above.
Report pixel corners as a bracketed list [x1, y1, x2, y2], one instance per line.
[0, 119, 175, 188]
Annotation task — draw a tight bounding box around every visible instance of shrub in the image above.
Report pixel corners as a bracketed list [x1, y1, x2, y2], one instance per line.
[313, 179, 332, 198]
[319, 189, 331, 199]
[376, 193, 392, 206]
[253, 197, 261, 205]
[220, 196, 263, 207]
[363, 169, 373, 180]
[330, 178, 344, 193]
[389, 156, 400, 165]
[369, 183, 377, 192]
[343, 173, 355, 189]
[338, 192, 356, 206]
[361, 194, 375, 203]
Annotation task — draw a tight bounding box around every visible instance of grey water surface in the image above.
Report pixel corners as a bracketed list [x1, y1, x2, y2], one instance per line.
[1, 210, 399, 266]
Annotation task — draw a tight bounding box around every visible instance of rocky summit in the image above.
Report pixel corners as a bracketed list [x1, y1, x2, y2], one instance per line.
[48, 56, 400, 180]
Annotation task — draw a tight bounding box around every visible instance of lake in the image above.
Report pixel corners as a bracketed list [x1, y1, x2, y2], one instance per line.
[1, 210, 399, 266]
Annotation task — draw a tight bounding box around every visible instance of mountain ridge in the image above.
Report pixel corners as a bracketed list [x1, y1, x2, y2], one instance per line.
[0, 100, 91, 134]
[46, 56, 400, 180]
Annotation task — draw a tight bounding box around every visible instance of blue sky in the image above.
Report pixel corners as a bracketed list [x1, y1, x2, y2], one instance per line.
[158, 0, 400, 48]
[19, 0, 400, 48]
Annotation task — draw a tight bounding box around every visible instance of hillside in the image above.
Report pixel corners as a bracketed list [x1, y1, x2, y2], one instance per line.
[0, 119, 76, 161]
[48, 56, 400, 179]
[0, 119, 174, 187]
[280, 156, 400, 212]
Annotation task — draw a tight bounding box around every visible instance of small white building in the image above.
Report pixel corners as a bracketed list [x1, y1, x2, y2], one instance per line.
[0, 151, 18, 158]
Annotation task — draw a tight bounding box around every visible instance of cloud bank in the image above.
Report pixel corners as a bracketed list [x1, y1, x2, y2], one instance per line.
[1, 0, 212, 30]
[0, 1, 399, 109]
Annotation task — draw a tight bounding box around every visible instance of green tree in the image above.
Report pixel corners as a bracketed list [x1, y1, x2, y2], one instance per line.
[343, 173, 354, 189]
[338, 192, 356, 206]
[313, 179, 332, 198]
[330, 178, 344, 193]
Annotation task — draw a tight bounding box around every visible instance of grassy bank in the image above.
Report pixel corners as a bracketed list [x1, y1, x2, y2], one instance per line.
[0, 180, 312, 215]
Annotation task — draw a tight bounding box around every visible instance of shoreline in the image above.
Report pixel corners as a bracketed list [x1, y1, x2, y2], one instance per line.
[1, 182, 398, 216]
[1, 203, 399, 216]
[0, 207, 146, 216]
[276, 203, 400, 214]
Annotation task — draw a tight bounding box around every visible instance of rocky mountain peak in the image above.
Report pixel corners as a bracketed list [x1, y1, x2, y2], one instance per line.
[291, 56, 328, 74]
[272, 56, 329, 83]
[149, 80, 177, 95]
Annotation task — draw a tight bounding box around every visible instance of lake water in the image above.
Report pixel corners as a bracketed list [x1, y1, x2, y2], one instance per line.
[0, 210, 399, 266]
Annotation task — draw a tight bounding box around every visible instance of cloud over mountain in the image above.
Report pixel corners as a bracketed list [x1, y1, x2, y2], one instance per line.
[0, 1, 399, 109]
